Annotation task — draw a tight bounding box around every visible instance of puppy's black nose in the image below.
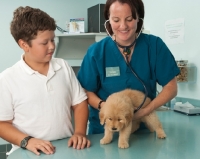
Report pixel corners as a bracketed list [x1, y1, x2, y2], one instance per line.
[112, 127, 117, 130]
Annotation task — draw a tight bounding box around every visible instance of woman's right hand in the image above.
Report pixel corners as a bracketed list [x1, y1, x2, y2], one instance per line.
[26, 138, 55, 155]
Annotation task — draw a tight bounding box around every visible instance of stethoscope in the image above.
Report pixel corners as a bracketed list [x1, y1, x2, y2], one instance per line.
[104, 18, 148, 113]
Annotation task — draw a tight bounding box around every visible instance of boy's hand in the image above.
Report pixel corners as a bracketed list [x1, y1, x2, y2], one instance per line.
[26, 138, 55, 155]
[68, 133, 90, 149]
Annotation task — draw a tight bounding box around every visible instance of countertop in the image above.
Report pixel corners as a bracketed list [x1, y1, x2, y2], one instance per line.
[8, 110, 200, 159]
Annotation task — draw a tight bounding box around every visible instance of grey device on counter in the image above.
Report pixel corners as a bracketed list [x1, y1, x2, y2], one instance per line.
[174, 104, 200, 116]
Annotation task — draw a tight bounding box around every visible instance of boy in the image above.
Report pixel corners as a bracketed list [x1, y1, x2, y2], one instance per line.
[0, 6, 90, 156]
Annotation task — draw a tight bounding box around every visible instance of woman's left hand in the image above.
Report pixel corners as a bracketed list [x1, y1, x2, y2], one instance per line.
[132, 105, 153, 120]
[133, 77, 178, 121]
[68, 133, 91, 149]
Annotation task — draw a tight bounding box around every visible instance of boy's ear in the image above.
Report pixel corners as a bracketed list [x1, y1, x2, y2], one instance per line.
[18, 39, 29, 52]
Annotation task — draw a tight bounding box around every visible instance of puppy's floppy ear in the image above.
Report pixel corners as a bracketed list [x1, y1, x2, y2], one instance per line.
[99, 109, 106, 125]
[125, 112, 133, 126]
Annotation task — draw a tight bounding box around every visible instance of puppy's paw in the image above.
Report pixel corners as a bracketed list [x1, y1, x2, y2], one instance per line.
[118, 141, 129, 149]
[157, 130, 166, 139]
[100, 138, 112, 145]
[157, 133, 166, 139]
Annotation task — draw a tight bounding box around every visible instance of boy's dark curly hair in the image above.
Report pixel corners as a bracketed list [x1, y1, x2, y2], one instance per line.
[10, 6, 56, 46]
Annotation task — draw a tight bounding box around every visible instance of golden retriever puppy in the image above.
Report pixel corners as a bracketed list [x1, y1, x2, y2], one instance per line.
[99, 89, 166, 149]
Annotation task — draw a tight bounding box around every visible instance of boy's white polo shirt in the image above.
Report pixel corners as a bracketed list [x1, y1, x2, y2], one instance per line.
[0, 56, 87, 144]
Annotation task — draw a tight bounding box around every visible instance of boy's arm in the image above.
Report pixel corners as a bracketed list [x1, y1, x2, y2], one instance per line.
[0, 120, 55, 155]
[68, 99, 91, 149]
[0, 120, 27, 146]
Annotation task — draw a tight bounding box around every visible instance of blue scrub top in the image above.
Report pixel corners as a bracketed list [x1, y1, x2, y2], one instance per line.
[77, 33, 180, 134]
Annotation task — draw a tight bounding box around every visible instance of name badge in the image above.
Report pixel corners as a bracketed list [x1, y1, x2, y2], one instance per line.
[106, 67, 120, 77]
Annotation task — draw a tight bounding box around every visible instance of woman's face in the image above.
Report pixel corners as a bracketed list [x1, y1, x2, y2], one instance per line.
[109, 1, 138, 45]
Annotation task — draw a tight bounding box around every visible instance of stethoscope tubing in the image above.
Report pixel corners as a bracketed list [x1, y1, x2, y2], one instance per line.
[104, 18, 148, 113]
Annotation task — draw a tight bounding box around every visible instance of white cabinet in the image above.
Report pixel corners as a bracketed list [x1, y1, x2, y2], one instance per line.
[54, 33, 107, 67]
[0, 138, 8, 145]
[53, 30, 151, 67]
[53, 31, 150, 74]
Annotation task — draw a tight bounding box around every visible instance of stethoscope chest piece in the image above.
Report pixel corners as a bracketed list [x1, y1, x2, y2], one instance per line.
[123, 47, 131, 56]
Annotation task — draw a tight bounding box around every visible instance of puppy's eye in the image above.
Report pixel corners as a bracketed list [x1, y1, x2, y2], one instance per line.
[118, 119, 122, 122]
[108, 118, 112, 121]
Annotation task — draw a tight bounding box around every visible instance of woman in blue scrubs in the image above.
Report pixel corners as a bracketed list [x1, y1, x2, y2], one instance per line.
[77, 0, 180, 134]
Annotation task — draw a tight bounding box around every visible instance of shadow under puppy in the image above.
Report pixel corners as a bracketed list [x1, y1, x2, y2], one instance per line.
[99, 89, 166, 149]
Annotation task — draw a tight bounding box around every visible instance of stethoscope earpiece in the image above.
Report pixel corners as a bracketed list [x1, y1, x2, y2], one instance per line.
[104, 20, 112, 37]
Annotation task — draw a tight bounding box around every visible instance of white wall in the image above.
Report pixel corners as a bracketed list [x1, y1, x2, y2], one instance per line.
[142, 0, 200, 100]
[0, 0, 105, 145]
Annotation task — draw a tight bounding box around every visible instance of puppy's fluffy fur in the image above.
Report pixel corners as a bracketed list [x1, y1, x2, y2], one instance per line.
[99, 89, 166, 148]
